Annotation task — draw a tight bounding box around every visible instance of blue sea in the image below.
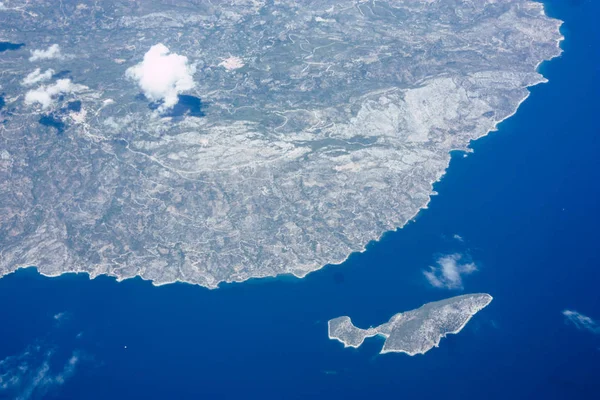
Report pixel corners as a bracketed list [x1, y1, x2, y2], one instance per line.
[1, 1, 599, 399]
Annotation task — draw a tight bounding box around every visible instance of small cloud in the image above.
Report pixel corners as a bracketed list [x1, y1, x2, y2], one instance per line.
[24, 79, 87, 109]
[21, 68, 55, 86]
[563, 310, 600, 334]
[453, 234, 464, 242]
[29, 44, 62, 62]
[52, 312, 70, 324]
[0, 313, 85, 400]
[423, 253, 477, 290]
[125, 43, 196, 111]
[0, 346, 80, 400]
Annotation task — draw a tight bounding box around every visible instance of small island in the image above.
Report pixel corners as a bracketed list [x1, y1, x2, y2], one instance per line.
[328, 293, 493, 355]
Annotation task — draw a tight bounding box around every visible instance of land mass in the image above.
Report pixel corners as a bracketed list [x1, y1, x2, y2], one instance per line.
[0, 1, 562, 288]
[328, 293, 493, 355]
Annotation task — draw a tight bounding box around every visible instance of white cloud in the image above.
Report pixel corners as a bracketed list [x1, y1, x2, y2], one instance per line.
[21, 68, 55, 86]
[563, 310, 600, 334]
[24, 79, 87, 109]
[0, 346, 80, 400]
[423, 253, 477, 290]
[53, 312, 71, 324]
[126, 43, 196, 110]
[29, 44, 62, 62]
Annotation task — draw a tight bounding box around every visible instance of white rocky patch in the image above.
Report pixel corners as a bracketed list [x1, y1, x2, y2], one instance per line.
[219, 56, 245, 71]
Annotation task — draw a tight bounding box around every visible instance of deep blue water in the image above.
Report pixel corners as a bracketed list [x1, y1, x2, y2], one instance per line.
[1, 1, 599, 399]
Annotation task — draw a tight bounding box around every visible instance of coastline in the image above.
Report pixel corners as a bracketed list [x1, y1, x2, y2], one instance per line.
[2, 1, 599, 397]
[328, 294, 494, 356]
[0, 3, 565, 291]
[379, 296, 494, 356]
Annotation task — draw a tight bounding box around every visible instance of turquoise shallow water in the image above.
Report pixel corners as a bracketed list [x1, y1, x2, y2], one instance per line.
[1, 1, 599, 398]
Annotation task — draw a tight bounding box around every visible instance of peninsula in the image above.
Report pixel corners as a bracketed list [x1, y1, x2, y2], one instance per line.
[0, 1, 562, 288]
